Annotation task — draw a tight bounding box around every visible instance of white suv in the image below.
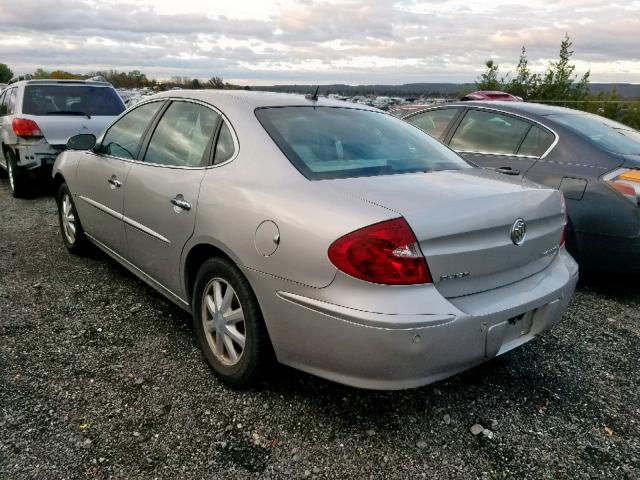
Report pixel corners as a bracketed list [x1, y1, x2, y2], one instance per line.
[0, 76, 125, 197]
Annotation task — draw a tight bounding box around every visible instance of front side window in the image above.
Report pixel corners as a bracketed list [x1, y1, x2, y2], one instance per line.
[22, 85, 125, 116]
[101, 101, 163, 159]
[450, 110, 530, 155]
[547, 113, 640, 155]
[256, 107, 470, 180]
[144, 101, 220, 167]
[407, 108, 459, 139]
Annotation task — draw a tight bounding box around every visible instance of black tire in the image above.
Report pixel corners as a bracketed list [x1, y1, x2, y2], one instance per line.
[192, 257, 272, 388]
[6, 150, 28, 198]
[57, 183, 89, 254]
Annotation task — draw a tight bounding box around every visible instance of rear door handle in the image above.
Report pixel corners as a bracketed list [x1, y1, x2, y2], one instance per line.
[171, 194, 191, 211]
[108, 175, 122, 188]
[495, 166, 520, 176]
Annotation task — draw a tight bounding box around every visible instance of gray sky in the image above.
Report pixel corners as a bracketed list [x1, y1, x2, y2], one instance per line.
[1, 0, 639, 85]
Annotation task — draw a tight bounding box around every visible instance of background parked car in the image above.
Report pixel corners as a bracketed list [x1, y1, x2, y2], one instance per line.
[53, 91, 576, 390]
[388, 103, 434, 118]
[404, 101, 640, 274]
[0, 76, 125, 197]
[460, 91, 523, 102]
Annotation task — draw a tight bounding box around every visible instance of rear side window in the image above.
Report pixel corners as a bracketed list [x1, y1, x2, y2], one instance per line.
[144, 101, 220, 167]
[101, 101, 163, 159]
[256, 106, 470, 180]
[450, 110, 530, 155]
[407, 108, 458, 139]
[6, 88, 17, 115]
[214, 122, 235, 164]
[0, 90, 7, 115]
[22, 85, 125, 116]
[517, 125, 554, 156]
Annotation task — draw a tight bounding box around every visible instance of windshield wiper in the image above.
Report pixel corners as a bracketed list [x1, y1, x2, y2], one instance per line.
[45, 110, 92, 119]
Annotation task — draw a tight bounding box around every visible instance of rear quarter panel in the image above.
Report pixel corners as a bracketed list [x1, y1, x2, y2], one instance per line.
[524, 126, 635, 237]
[183, 123, 397, 290]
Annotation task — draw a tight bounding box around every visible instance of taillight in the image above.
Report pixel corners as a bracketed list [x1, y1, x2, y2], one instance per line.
[560, 194, 567, 247]
[603, 168, 640, 205]
[328, 218, 432, 285]
[12, 118, 43, 137]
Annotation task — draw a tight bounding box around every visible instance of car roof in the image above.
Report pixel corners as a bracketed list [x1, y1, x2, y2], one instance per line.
[151, 89, 381, 115]
[440, 100, 582, 118]
[11, 79, 113, 87]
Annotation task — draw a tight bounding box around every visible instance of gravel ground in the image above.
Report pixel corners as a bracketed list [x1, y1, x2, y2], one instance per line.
[1, 180, 639, 480]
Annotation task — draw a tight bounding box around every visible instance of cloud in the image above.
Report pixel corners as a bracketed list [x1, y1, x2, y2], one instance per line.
[1, 0, 638, 84]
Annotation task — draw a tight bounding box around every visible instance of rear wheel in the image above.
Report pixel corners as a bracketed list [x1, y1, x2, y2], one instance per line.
[192, 257, 272, 387]
[6, 150, 28, 198]
[57, 183, 89, 253]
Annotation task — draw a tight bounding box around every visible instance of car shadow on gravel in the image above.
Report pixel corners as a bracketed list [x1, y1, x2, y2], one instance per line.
[263, 343, 593, 429]
[578, 269, 640, 301]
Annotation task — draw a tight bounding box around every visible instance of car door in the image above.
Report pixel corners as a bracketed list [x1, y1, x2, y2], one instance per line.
[74, 100, 165, 255]
[404, 107, 462, 141]
[122, 99, 223, 296]
[446, 108, 550, 177]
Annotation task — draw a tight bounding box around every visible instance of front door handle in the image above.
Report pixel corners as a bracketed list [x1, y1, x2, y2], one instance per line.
[108, 175, 122, 188]
[495, 166, 520, 176]
[171, 194, 192, 211]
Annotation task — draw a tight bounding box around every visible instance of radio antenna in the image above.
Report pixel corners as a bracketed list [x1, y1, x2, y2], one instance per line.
[305, 84, 320, 102]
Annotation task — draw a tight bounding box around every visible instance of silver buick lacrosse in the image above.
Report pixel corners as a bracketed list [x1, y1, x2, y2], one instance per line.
[53, 90, 578, 390]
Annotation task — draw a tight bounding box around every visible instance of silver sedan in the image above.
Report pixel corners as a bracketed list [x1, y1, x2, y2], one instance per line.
[52, 90, 578, 390]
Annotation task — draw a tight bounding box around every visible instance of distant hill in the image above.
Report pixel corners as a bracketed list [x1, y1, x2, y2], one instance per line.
[587, 83, 640, 98]
[253, 82, 640, 99]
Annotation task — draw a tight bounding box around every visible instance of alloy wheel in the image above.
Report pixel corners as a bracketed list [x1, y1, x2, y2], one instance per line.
[61, 193, 77, 244]
[7, 161, 14, 193]
[201, 278, 246, 366]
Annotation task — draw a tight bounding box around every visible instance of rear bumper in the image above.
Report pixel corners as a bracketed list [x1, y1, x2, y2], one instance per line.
[14, 142, 63, 171]
[256, 249, 578, 390]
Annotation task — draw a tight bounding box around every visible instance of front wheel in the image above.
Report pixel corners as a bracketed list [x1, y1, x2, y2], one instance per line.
[192, 257, 272, 387]
[57, 183, 89, 253]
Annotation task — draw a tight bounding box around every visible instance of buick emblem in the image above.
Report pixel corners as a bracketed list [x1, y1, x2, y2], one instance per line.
[510, 218, 526, 245]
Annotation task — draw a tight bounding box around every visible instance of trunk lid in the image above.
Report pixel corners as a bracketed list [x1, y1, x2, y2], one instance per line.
[328, 168, 565, 297]
[21, 114, 116, 147]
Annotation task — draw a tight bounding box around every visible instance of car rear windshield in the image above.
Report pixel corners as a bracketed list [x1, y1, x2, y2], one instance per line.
[23, 85, 126, 116]
[256, 106, 471, 180]
[547, 113, 640, 155]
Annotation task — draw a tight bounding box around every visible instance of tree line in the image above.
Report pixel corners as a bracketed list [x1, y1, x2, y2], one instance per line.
[475, 34, 640, 129]
[0, 65, 246, 91]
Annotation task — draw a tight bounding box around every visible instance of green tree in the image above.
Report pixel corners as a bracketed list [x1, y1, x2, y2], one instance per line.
[535, 34, 590, 101]
[475, 60, 503, 91]
[32, 68, 50, 79]
[506, 47, 539, 99]
[206, 76, 225, 89]
[0, 63, 13, 83]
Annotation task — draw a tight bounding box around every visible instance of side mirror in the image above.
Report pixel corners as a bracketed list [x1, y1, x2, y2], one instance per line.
[67, 134, 96, 151]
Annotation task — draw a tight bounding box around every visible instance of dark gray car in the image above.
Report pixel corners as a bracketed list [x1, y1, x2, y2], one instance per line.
[404, 101, 640, 274]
